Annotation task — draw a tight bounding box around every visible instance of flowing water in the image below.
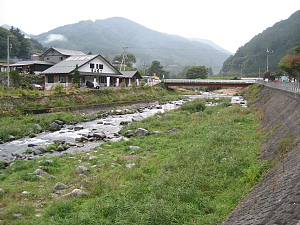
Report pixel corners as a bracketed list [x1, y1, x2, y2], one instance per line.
[0, 93, 231, 161]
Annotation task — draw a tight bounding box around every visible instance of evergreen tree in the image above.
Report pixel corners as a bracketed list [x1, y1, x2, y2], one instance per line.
[72, 65, 81, 87]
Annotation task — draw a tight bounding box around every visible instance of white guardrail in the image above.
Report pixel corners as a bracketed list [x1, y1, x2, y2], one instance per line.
[163, 79, 300, 94]
[163, 79, 257, 84]
[258, 81, 300, 94]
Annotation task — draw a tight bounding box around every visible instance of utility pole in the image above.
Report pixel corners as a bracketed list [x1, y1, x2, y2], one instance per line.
[266, 48, 273, 72]
[7, 35, 14, 87]
[120, 47, 128, 71]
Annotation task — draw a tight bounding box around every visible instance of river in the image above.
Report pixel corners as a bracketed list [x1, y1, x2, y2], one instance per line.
[0, 93, 232, 162]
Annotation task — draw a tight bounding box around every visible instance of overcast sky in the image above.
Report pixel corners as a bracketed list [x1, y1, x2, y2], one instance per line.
[0, 0, 299, 53]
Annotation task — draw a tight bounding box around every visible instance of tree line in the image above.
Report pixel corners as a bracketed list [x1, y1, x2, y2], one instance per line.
[0, 27, 46, 59]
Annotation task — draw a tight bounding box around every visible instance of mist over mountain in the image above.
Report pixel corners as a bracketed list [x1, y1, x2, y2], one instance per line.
[30, 17, 230, 74]
[221, 10, 300, 77]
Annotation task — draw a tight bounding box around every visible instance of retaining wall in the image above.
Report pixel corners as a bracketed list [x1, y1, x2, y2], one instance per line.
[222, 86, 300, 225]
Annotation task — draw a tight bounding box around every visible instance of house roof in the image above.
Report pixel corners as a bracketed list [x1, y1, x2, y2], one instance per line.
[10, 60, 55, 66]
[42, 54, 122, 75]
[121, 71, 142, 78]
[42, 47, 86, 57]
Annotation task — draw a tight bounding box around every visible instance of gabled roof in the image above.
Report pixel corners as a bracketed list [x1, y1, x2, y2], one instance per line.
[121, 71, 142, 79]
[11, 60, 55, 66]
[42, 47, 86, 57]
[42, 54, 122, 75]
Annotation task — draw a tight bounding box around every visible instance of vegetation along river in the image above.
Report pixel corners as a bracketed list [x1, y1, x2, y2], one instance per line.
[0, 92, 233, 162]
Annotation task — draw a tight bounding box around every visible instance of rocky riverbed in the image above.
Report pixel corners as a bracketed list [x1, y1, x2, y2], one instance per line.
[0, 92, 234, 162]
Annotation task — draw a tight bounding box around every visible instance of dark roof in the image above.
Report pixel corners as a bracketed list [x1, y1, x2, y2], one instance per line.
[121, 71, 142, 78]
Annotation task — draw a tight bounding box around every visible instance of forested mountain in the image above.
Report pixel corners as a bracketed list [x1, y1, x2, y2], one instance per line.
[221, 10, 300, 77]
[0, 27, 45, 59]
[31, 17, 230, 74]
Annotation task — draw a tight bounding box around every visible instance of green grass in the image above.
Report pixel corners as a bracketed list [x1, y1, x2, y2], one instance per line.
[0, 95, 268, 224]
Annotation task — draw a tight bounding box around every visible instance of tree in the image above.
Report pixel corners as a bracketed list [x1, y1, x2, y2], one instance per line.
[72, 65, 81, 87]
[10, 70, 21, 88]
[147, 60, 169, 79]
[279, 54, 300, 81]
[185, 66, 208, 79]
[113, 53, 136, 69]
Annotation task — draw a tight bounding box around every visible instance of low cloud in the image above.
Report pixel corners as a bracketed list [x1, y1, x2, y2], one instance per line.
[44, 34, 67, 43]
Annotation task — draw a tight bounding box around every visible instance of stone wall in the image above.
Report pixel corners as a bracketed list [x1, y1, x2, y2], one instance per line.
[222, 86, 300, 225]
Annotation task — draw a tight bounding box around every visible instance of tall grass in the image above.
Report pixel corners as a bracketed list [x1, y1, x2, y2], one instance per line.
[0, 95, 268, 224]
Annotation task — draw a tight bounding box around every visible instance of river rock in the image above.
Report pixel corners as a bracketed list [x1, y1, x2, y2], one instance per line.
[34, 169, 56, 179]
[48, 122, 61, 131]
[34, 124, 42, 132]
[53, 182, 68, 190]
[120, 119, 132, 125]
[129, 146, 140, 150]
[132, 115, 144, 122]
[61, 189, 87, 199]
[74, 125, 84, 131]
[134, 128, 149, 136]
[56, 145, 67, 151]
[9, 135, 16, 141]
[75, 136, 88, 142]
[75, 166, 89, 174]
[54, 120, 65, 125]
[12, 214, 23, 219]
[93, 131, 106, 140]
[167, 128, 180, 133]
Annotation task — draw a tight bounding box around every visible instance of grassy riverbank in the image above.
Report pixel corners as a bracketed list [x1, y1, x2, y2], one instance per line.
[0, 86, 173, 116]
[0, 86, 180, 142]
[0, 85, 269, 224]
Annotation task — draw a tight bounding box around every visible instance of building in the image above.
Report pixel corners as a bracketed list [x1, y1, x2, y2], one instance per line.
[9, 60, 55, 75]
[42, 47, 86, 64]
[41, 54, 142, 90]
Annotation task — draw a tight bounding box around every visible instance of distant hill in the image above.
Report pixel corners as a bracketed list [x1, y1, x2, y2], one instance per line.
[30, 17, 230, 75]
[221, 10, 300, 77]
[189, 38, 233, 55]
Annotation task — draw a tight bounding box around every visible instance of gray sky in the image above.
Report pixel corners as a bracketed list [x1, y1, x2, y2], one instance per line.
[0, 0, 299, 53]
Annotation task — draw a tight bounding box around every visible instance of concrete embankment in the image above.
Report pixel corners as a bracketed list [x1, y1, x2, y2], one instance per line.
[223, 86, 300, 225]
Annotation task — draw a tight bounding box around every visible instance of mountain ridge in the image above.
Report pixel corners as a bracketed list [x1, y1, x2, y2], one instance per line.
[26, 17, 230, 74]
[221, 10, 300, 76]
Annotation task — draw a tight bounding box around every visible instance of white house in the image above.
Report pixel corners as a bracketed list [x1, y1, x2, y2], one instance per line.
[42, 54, 142, 90]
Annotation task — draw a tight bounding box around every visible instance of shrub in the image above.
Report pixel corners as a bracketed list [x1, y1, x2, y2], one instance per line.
[54, 84, 64, 93]
[180, 98, 206, 113]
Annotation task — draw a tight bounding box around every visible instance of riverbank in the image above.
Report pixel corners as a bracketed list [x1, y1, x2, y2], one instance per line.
[0, 87, 264, 224]
[223, 86, 300, 224]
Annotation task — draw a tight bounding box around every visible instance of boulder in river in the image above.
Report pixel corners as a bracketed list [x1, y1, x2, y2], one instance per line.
[48, 122, 61, 131]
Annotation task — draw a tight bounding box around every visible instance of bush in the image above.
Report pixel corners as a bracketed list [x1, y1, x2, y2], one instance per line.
[54, 84, 64, 93]
[180, 98, 206, 113]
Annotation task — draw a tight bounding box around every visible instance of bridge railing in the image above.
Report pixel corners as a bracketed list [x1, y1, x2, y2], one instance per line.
[163, 79, 257, 84]
[258, 81, 300, 93]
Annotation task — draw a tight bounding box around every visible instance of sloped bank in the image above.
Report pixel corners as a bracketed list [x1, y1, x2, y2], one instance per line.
[223, 86, 300, 225]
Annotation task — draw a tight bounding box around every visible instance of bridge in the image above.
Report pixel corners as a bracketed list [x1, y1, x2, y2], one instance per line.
[163, 79, 258, 87]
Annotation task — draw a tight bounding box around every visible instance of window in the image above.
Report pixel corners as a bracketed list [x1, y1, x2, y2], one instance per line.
[99, 64, 103, 69]
[60, 57, 63, 61]
[59, 75, 66, 83]
[90, 63, 94, 69]
[48, 75, 54, 83]
[100, 77, 105, 83]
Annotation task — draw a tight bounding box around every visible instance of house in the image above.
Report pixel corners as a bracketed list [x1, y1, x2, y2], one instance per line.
[119, 71, 142, 87]
[42, 47, 86, 64]
[9, 60, 55, 75]
[41, 54, 142, 90]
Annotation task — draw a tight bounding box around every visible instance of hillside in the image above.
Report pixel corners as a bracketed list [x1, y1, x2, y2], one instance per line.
[221, 10, 300, 77]
[31, 17, 230, 75]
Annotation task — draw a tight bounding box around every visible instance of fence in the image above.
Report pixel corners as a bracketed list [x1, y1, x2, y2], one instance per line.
[258, 81, 300, 93]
